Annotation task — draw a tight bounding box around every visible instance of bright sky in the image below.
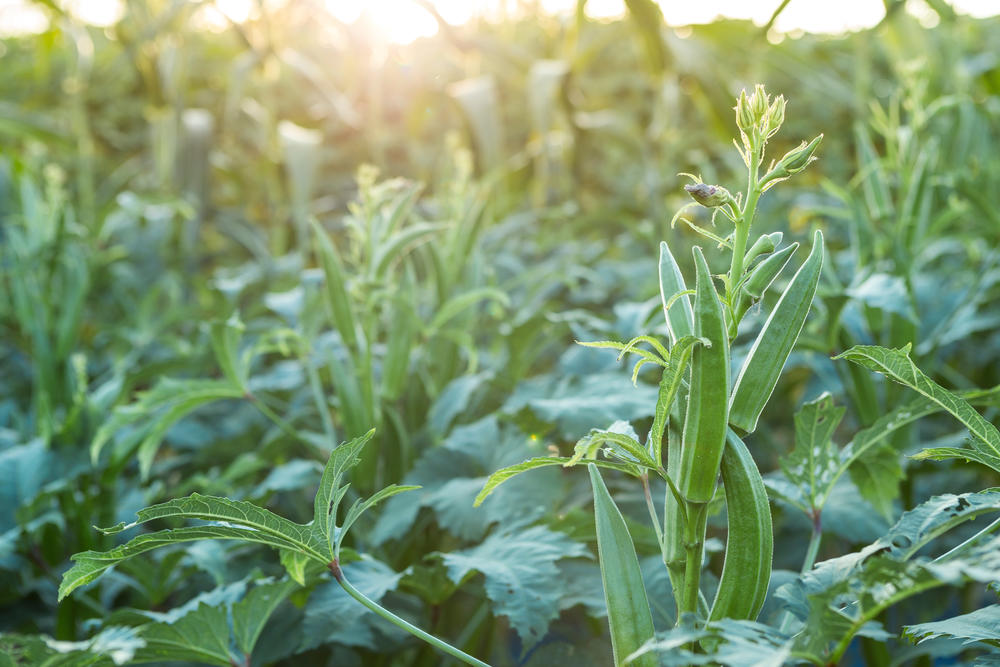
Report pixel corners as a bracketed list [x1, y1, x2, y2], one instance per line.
[1, 0, 999, 42]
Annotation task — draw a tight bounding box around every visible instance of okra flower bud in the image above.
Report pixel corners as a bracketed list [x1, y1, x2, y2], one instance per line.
[761, 134, 823, 186]
[765, 95, 785, 136]
[749, 84, 769, 124]
[736, 89, 754, 134]
[684, 183, 736, 209]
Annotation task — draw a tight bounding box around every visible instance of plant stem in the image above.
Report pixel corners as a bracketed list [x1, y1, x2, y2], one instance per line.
[335, 568, 491, 667]
[679, 501, 709, 617]
[934, 516, 1000, 562]
[727, 146, 762, 305]
[642, 474, 665, 551]
[801, 511, 823, 573]
[304, 349, 337, 444]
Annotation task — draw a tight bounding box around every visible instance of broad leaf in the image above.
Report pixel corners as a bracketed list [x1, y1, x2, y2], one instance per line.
[904, 604, 1000, 645]
[232, 578, 300, 656]
[440, 525, 589, 645]
[131, 602, 232, 666]
[629, 616, 792, 666]
[835, 345, 1000, 472]
[779, 393, 844, 510]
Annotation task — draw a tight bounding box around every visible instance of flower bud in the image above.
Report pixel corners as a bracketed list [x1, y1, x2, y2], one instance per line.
[750, 84, 769, 124]
[765, 95, 785, 136]
[777, 134, 823, 174]
[684, 183, 735, 209]
[736, 89, 754, 133]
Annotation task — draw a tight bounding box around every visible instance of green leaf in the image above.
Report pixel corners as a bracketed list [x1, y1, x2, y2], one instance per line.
[0, 627, 144, 666]
[779, 490, 1000, 662]
[504, 373, 660, 441]
[588, 465, 656, 667]
[372, 222, 447, 279]
[311, 219, 359, 352]
[232, 578, 300, 656]
[475, 456, 639, 507]
[569, 424, 658, 470]
[59, 495, 325, 601]
[847, 443, 903, 520]
[312, 430, 375, 553]
[429, 287, 510, 332]
[779, 393, 845, 509]
[441, 524, 589, 645]
[904, 604, 1000, 645]
[132, 602, 232, 666]
[90, 378, 245, 478]
[629, 617, 792, 666]
[335, 484, 420, 557]
[835, 345, 1000, 473]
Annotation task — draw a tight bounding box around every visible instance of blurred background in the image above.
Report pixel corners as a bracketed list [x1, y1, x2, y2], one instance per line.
[2, 1, 1000, 665]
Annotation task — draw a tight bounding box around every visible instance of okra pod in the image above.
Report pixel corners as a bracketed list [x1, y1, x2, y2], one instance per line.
[741, 242, 799, 299]
[588, 465, 657, 667]
[677, 247, 730, 503]
[709, 430, 773, 622]
[729, 230, 824, 434]
[742, 231, 783, 268]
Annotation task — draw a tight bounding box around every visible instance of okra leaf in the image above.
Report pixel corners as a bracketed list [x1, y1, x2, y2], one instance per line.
[847, 443, 903, 520]
[58, 497, 325, 601]
[835, 345, 1000, 472]
[629, 616, 791, 666]
[904, 604, 1000, 645]
[335, 484, 421, 557]
[313, 429, 375, 551]
[474, 456, 638, 506]
[440, 524, 589, 646]
[132, 602, 233, 666]
[779, 393, 844, 509]
[569, 423, 658, 470]
[90, 378, 245, 478]
[0, 627, 144, 666]
[232, 578, 300, 656]
[779, 489, 1000, 661]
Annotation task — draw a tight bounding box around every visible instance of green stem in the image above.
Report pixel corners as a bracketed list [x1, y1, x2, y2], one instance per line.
[934, 516, 1000, 562]
[827, 579, 943, 664]
[801, 511, 823, 573]
[726, 150, 761, 307]
[303, 350, 337, 444]
[679, 501, 709, 618]
[334, 566, 491, 667]
[642, 474, 665, 552]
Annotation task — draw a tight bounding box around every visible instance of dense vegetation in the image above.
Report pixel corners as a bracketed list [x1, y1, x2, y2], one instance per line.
[2, 2, 1000, 665]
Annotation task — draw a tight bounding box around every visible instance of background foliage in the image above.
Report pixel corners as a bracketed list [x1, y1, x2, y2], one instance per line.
[1, 1, 1000, 665]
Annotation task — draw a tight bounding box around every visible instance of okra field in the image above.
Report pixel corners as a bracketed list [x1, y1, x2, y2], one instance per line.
[3, 1, 1000, 665]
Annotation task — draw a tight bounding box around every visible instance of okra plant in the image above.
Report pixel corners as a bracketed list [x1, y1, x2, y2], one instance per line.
[478, 84, 825, 661]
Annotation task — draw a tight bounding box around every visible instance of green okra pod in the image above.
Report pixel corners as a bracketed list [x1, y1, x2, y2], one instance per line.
[709, 430, 773, 622]
[742, 231, 783, 268]
[741, 241, 799, 299]
[588, 465, 657, 667]
[729, 230, 824, 434]
[677, 247, 730, 503]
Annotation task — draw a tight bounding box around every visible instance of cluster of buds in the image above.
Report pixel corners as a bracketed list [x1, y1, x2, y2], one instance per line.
[736, 84, 786, 153]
